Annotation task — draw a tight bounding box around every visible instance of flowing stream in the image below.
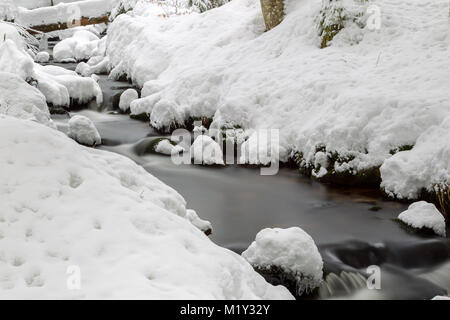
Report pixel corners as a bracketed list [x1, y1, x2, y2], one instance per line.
[49, 56, 450, 300]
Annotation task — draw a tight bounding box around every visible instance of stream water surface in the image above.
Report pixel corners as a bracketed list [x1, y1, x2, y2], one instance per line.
[50, 59, 450, 300]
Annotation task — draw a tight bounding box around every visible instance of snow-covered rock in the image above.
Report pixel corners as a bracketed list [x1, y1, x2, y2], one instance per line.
[76, 56, 110, 77]
[381, 117, 450, 200]
[154, 139, 184, 156]
[190, 135, 224, 165]
[242, 227, 323, 296]
[35, 51, 50, 63]
[0, 72, 54, 128]
[240, 130, 288, 166]
[186, 209, 213, 236]
[68, 114, 102, 146]
[0, 115, 293, 299]
[0, 39, 35, 81]
[53, 30, 100, 62]
[35, 64, 103, 109]
[398, 201, 446, 237]
[119, 88, 139, 112]
[106, 0, 450, 196]
[0, 26, 102, 110]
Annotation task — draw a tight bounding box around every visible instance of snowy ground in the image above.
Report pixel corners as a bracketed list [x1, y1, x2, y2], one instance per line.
[0, 115, 292, 299]
[105, 0, 450, 202]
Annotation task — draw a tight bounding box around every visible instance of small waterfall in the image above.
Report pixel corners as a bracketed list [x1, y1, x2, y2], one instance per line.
[419, 261, 450, 294]
[318, 271, 367, 298]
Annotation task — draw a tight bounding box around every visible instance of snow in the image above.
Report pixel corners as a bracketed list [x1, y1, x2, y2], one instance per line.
[53, 30, 100, 62]
[106, 0, 450, 199]
[0, 72, 54, 128]
[35, 51, 50, 63]
[186, 209, 212, 235]
[154, 139, 184, 156]
[0, 39, 34, 81]
[76, 56, 109, 76]
[119, 88, 138, 112]
[398, 201, 446, 237]
[0, 25, 102, 109]
[35, 64, 103, 107]
[68, 114, 102, 146]
[0, 115, 293, 299]
[381, 116, 450, 200]
[240, 130, 288, 166]
[16, 0, 115, 27]
[190, 135, 224, 165]
[242, 227, 323, 295]
[432, 296, 450, 300]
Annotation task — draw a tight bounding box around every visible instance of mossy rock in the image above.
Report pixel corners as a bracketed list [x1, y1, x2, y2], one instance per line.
[253, 265, 320, 299]
[130, 113, 150, 122]
[394, 218, 439, 238]
[133, 137, 177, 156]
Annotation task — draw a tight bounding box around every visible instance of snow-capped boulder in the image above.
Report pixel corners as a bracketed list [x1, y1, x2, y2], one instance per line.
[398, 201, 446, 237]
[0, 116, 293, 299]
[240, 131, 288, 166]
[76, 56, 110, 77]
[186, 209, 213, 236]
[0, 72, 54, 128]
[190, 135, 224, 165]
[35, 51, 50, 63]
[68, 115, 102, 146]
[119, 88, 139, 112]
[154, 139, 184, 156]
[242, 227, 324, 297]
[53, 30, 100, 62]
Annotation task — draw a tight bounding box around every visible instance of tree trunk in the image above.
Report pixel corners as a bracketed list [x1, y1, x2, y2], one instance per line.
[260, 0, 285, 31]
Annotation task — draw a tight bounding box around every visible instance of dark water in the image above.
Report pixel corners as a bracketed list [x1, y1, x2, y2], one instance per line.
[50, 62, 450, 300]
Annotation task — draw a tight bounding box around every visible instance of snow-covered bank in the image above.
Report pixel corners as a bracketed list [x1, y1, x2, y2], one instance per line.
[0, 115, 292, 299]
[0, 22, 102, 110]
[0, 72, 54, 128]
[106, 0, 450, 202]
[15, 0, 115, 28]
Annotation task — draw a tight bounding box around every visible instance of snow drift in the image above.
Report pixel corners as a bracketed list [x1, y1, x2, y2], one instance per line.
[0, 115, 292, 299]
[106, 0, 450, 200]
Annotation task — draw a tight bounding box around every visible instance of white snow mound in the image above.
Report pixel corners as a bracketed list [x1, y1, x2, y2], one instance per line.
[35, 52, 50, 63]
[0, 116, 293, 299]
[119, 88, 139, 112]
[68, 114, 102, 146]
[190, 135, 224, 165]
[0, 72, 54, 128]
[242, 227, 323, 294]
[398, 201, 446, 237]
